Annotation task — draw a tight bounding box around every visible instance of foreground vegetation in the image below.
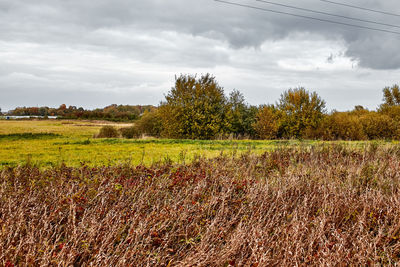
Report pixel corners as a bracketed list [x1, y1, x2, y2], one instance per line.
[1, 145, 400, 265]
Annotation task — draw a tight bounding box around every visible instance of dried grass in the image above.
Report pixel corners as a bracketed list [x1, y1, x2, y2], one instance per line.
[1, 144, 400, 266]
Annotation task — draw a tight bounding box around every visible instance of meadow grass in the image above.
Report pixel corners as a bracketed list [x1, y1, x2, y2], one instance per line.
[0, 120, 397, 168]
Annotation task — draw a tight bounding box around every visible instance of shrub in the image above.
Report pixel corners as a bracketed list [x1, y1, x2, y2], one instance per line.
[119, 126, 141, 139]
[135, 110, 162, 137]
[95, 125, 119, 138]
[379, 105, 400, 121]
[318, 112, 366, 140]
[360, 112, 397, 140]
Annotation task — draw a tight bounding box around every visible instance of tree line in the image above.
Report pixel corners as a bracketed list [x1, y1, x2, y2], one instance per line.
[131, 74, 400, 140]
[6, 73, 400, 140]
[7, 104, 155, 122]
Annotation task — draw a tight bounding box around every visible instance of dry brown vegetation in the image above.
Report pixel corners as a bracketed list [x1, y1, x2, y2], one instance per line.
[1, 145, 400, 266]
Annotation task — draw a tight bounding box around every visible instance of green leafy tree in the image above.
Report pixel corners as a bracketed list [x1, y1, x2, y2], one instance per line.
[243, 105, 259, 138]
[277, 87, 326, 138]
[158, 74, 231, 139]
[228, 89, 258, 138]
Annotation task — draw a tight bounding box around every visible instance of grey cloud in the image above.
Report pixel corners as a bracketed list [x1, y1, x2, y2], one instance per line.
[346, 34, 400, 69]
[2, 0, 400, 69]
[327, 54, 334, 63]
[1, 0, 400, 111]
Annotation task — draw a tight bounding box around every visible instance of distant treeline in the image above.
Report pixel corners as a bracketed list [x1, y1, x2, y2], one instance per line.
[7, 74, 400, 140]
[8, 104, 155, 122]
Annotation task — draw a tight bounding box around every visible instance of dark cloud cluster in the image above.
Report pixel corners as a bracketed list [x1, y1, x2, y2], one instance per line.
[2, 0, 399, 68]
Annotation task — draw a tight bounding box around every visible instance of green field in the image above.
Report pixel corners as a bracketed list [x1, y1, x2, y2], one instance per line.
[0, 120, 397, 168]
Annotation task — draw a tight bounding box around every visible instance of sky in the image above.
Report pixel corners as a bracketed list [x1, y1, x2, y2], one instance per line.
[1, 0, 400, 112]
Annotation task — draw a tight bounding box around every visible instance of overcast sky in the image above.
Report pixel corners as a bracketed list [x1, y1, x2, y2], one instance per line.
[1, 0, 400, 111]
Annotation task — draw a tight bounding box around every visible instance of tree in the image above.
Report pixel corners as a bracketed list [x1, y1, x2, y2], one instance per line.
[379, 85, 400, 125]
[277, 87, 326, 138]
[39, 107, 48, 116]
[253, 105, 280, 139]
[228, 89, 258, 138]
[228, 89, 245, 135]
[158, 74, 231, 139]
[382, 84, 400, 106]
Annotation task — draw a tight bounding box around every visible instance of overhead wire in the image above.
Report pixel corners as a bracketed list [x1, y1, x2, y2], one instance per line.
[255, 0, 400, 29]
[320, 0, 400, 18]
[214, 0, 400, 35]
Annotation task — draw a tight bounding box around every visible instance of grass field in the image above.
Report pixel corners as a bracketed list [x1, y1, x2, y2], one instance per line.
[0, 120, 397, 168]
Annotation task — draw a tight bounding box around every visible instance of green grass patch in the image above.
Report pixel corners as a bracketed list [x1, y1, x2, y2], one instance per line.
[0, 120, 399, 169]
[0, 133, 61, 141]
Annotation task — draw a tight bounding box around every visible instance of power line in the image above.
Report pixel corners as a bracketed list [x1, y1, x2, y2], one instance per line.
[320, 0, 400, 18]
[214, 0, 400, 35]
[255, 0, 400, 29]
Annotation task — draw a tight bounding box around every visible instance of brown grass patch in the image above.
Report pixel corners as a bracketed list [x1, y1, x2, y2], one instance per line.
[1, 145, 400, 266]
